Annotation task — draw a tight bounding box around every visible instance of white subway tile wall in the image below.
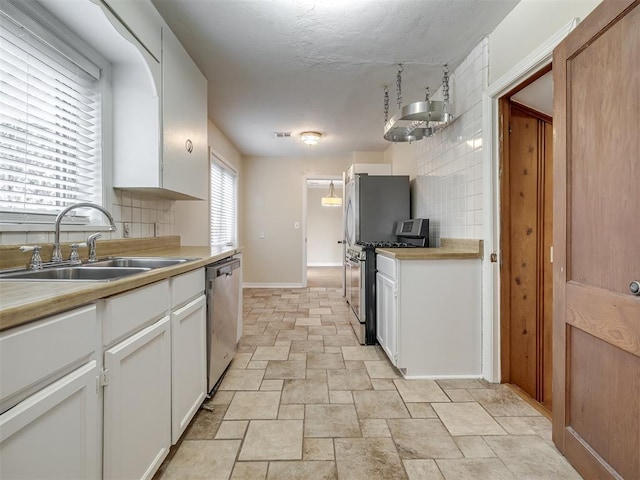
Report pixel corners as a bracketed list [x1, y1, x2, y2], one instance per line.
[0, 191, 175, 245]
[414, 38, 488, 247]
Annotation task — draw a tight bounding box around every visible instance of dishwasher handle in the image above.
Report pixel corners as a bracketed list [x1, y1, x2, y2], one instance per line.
[211, 258, 241, 278]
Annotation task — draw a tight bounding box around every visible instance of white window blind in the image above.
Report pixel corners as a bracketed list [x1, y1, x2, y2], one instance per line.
[0, 5, 101, 215]
[210, 156, 237, 248]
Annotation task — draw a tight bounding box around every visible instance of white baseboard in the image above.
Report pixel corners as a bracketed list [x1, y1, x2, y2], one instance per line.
[243, 283, 304, 289]
[307, 263, 343, 267]
[401, 374, 484, 380]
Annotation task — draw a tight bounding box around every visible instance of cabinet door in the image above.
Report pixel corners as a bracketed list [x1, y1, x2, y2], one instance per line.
[104, 316, 171, 480]
[376, 272, 397, 366]
[162, 27, 207, 200]
[171, 295, 206, 444]
[0, 361, 100, 479]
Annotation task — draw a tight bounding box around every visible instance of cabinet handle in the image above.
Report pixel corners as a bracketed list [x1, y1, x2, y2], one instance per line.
[185, 139, 193, 153]
[630, 280, 640, 296]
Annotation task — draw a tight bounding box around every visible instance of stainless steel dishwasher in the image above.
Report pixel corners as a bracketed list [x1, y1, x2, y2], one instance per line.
[206, 256, 241, 393]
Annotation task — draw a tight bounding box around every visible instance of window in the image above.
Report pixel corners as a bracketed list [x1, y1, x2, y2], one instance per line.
[0, 1, 101, 220]
[210, 153, 237, 248]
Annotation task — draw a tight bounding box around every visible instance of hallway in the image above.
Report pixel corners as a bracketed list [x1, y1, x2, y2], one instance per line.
[155, 286, 581, 479]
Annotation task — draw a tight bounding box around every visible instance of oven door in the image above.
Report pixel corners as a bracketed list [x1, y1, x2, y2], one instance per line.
[346, 254, 366, 344]
[345, 256, 358, 310]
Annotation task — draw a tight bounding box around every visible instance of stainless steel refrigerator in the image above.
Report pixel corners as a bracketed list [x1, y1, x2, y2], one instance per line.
[344, 174, 410, 246]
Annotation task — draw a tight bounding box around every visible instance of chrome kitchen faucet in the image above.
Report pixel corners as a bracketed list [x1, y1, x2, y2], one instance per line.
[52, 202, 117, 262]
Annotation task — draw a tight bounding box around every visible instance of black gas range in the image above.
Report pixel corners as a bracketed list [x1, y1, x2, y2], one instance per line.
[345, 219, 429, 344]
[358, 241, 421, 248]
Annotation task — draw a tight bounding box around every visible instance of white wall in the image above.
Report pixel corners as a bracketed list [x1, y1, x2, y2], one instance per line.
[385, 40, 487, 247]
[242, 155, 355, 285]
[384, 0, 602, 246]
[383, 143, 417, 180]
[489, 0, 601, 84]
[174, 120, 243, 246]
[306, 185, 343, 266]
[383, 1, 603, 381]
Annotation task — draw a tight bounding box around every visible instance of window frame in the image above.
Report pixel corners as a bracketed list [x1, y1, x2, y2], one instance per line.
[209, 150, 238, 249]
[0, 0, 113, 229]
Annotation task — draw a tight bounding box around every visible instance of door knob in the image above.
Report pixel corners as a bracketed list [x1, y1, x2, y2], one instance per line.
[630, 281, 640, 296]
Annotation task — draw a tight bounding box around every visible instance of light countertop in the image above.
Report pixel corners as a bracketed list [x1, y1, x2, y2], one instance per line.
[0, 238, 239, 332]
[376, 238, 484, 260]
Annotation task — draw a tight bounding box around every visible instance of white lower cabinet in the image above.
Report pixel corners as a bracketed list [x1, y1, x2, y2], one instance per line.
[376, 253, 482, 378]
[103, 315, 171, 480]
[0, 361, 101, 479]
[376, 269, 397, 365]
[2, 268, 208, 480]
[170, 294, 206, 443]
[0, 304, 100, 479]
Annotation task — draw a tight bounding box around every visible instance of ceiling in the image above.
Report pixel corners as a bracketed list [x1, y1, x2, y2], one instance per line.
[151, 0, 520, 158]
[511, 71, 553, 117]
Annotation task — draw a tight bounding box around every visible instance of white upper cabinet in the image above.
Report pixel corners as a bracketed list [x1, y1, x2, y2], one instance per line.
[161, 26, 208, 200]
[102, 0, 161, 61]
[105, 0, 207, 200]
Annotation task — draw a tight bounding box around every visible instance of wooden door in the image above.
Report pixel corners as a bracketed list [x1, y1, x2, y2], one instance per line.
[553, 1, 640, 479]
[501, 101, 554, 409]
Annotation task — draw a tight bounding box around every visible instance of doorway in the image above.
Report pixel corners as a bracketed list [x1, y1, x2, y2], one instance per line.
[303, 176, 343, 288]
[499, 67, 553, 411]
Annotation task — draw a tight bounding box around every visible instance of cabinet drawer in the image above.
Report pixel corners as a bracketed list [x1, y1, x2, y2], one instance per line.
[171, 268, 204, 308]
[103, 280, 169, 346]
[0, 305, 97, 410]
[377, 254, 397, 280]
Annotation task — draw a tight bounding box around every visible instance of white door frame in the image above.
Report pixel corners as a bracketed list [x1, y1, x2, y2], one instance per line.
[301, 174, 344, 287]
[481, 18, 578, 383]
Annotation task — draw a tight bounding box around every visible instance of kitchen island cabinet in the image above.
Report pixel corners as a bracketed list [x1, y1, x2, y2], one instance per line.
[376, 240, 482, 378]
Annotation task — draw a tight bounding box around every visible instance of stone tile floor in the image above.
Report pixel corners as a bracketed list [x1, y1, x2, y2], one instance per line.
[155, 287, 582, 480]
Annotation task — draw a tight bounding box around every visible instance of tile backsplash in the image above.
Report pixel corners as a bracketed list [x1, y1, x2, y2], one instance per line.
[111, 190, 176, 239]
[0, 190, 175, 245]
[412, 38, 487, 247]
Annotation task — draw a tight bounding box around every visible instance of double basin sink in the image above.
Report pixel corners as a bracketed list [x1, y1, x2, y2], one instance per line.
[0, 257, 197, 282]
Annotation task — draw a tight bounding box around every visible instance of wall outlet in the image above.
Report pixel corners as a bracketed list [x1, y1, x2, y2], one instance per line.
[259, 231, 265, 239]
[123, 222, 131, 238]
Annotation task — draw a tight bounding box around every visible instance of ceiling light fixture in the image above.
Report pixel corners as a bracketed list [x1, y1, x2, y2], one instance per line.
[321, 181, 342, 207]
[300, 131, 322, 146]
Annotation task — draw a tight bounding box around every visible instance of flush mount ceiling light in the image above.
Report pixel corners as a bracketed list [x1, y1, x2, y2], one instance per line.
[321, 181, 342, 207]
[300, 131, 322, 146]
[383, 64, 453, 143]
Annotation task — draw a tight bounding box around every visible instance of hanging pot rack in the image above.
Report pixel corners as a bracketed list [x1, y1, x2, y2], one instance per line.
[383, 65, 453, 143]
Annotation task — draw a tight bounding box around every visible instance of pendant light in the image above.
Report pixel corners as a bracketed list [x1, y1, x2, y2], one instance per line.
[321, 181, 342, 207]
